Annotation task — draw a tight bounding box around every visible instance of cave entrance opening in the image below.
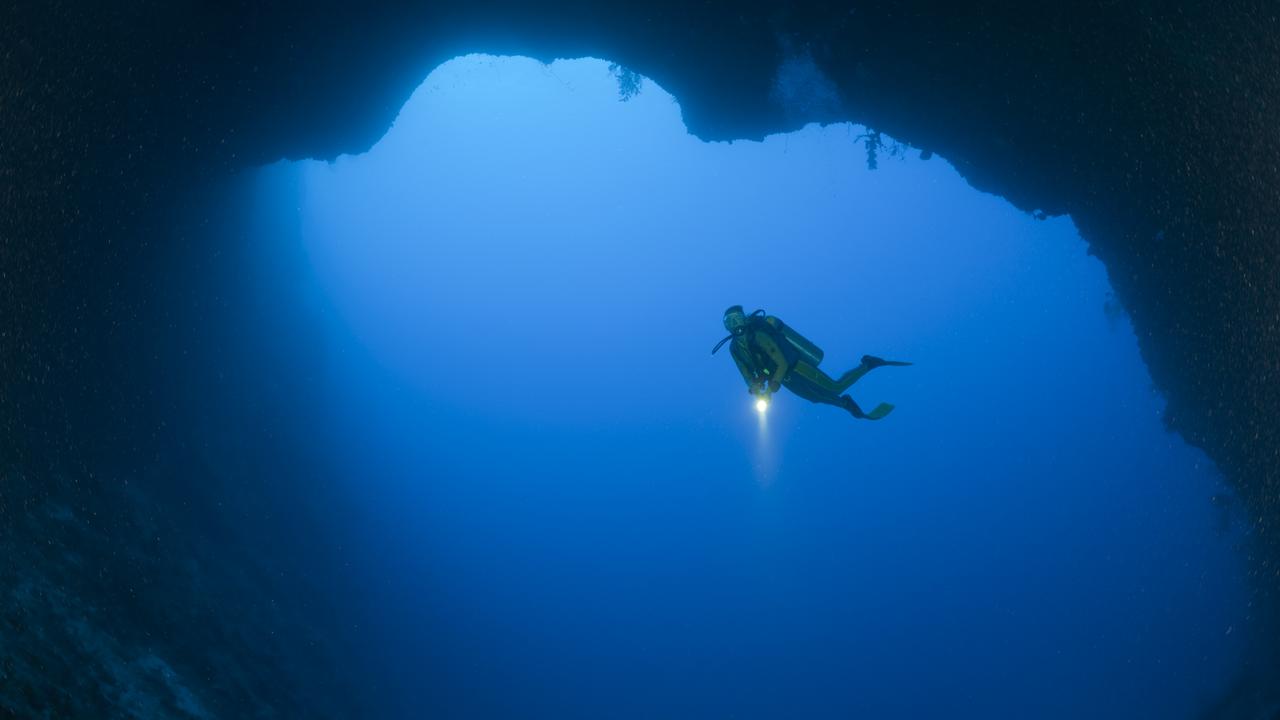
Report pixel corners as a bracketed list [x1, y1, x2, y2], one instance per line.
[233, 54, 1247, 718]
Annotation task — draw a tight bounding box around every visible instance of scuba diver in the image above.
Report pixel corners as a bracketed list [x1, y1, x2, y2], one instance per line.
[712, 305, 911, 420]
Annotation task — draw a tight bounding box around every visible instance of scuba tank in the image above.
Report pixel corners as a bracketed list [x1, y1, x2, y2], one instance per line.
[765, 316, 825, 367]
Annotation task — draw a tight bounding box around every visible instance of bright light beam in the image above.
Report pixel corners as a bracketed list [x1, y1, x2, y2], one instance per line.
[753, 393, 773, 486]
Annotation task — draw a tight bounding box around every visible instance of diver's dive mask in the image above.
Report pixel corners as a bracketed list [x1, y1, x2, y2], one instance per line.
[712, 305, 761, 354]
[723, 305, 748, 336]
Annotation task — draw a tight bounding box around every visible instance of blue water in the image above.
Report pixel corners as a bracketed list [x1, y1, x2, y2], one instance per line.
[241, 56, 1246, 718]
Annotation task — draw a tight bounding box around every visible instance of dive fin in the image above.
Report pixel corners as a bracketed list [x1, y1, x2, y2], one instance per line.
[862, 355, 912, 369]
[841, 395, 895, 420]
[865, 403, 895, 420]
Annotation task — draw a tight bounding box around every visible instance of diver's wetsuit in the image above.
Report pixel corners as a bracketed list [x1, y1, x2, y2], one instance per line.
[728, 314, 903, 420]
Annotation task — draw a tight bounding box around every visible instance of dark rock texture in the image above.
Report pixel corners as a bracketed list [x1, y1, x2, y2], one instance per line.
[3, 1, 1279, 716]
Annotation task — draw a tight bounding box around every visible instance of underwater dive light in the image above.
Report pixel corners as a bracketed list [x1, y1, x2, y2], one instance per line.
[755, 393, 770, 413]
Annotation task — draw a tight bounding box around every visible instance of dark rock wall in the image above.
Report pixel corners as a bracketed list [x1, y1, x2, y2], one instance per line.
[4, 1, 1278, 716]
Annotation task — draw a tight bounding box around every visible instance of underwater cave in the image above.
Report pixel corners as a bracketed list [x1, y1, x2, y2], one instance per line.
[5, 4, 1280, 719]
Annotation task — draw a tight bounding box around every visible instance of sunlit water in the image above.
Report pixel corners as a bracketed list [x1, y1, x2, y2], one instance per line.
[244, 55, 1247, 718]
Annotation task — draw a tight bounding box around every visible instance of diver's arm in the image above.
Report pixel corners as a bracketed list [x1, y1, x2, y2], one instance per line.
[730, 345, 761, 391]
[755, 334, 790, 392]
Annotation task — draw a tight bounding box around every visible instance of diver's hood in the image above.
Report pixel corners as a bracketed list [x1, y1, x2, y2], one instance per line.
[712, 307, 764, 354]
[723, 305, 748, 333]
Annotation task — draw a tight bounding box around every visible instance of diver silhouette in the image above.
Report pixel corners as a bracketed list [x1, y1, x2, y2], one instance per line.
[712, 305, 911, 420]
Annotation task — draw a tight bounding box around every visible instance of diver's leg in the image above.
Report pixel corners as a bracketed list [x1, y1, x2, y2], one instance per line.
[800, 359, 874, 394]
[807, 390, 894, 421]
[790, 361, 844, 394]
[784, 372, 894, 420]
[828, 355, 914, 393]
[840, 394, 868, 418]
[784, 370, 843, 404]
[831, 363, 872, 392]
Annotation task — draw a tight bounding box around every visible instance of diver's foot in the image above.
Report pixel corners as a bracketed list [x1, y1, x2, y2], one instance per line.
[862, 354, 912, 369]
[843, 395, 894, 420]
[841, 395, 868, 419]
